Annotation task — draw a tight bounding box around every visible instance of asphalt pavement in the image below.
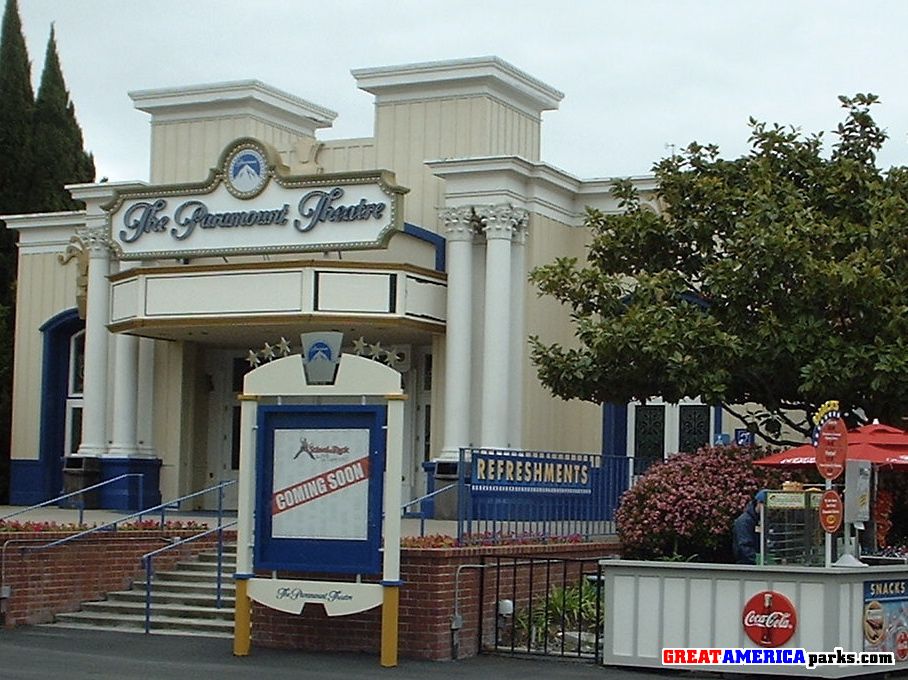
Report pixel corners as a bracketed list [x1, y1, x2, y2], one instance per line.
[0, 626, 689, 680]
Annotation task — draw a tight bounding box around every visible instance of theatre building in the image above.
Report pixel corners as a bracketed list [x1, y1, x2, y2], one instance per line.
[6, 57, 735, 510]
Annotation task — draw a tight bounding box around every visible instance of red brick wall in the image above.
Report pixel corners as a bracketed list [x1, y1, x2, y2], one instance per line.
[1, 530, 233, 626]
[252, 541, 619, 660]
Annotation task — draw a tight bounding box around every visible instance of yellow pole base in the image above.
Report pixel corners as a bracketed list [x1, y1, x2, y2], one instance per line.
[380, 585, 400, 667]
[233, 579, 252, 656]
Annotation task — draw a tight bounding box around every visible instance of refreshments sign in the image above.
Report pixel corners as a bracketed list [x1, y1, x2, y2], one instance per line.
[105, 138, 406, 259]
[742, 591, 797, 647]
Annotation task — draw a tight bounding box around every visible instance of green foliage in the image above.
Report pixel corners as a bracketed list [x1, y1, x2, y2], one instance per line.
[0, 3, 94, 502]
[512, 578, 601, 653]
[31, 26, 94, 212]
[531, 94, 908, 443]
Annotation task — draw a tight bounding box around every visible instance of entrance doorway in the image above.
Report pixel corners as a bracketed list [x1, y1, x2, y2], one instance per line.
[204, 350, 245, 509]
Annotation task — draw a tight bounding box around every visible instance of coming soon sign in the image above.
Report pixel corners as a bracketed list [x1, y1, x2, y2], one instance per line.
[254, 405, 386, 574]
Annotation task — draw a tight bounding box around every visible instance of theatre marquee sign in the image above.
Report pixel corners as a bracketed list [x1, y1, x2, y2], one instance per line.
[105, 138, 407, 259]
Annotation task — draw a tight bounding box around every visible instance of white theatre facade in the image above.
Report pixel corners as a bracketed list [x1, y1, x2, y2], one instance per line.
[7, 57, 742, 510]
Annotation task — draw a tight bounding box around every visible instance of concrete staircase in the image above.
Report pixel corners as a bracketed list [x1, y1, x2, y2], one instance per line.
[52, 544, 237, 638]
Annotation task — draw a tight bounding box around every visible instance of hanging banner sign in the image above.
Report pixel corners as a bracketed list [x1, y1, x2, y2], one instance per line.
[470, 452, 592, 495]
[819, 489, 843, 533]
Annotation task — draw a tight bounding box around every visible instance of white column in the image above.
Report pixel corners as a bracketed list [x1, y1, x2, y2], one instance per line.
[507, 216, 528, 449]
[108, 262, 140, 457]
[76, 225, 113, 457]
[438, 206, 475, 460]
[479, 205, 523, 448]
[136, 337, 156, 456]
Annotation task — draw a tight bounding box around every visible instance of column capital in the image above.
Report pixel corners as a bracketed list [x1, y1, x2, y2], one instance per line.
[439, 205, 478, 242]
[479, 204, 528, 241]
[75, 226, 119, 258]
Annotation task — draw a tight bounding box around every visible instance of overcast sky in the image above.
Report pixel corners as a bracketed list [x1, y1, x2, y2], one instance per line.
[16, 0, 908, 183]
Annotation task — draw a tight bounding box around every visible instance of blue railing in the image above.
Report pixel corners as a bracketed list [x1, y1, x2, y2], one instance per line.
[401, 483, 457, 537]
[22, 480, 237, 552]
[457, 448, 631, 543]
[0, 474, 145, 527]
[138, 480, 236, 633]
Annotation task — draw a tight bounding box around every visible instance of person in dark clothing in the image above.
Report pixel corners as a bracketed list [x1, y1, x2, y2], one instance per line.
[733, 490, 767, 564]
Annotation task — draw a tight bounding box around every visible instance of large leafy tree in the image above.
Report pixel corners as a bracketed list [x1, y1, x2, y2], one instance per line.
[530, 94, 908, 444]
[31, 25, 94, 212]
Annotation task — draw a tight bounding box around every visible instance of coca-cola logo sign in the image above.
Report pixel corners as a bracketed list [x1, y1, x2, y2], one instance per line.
[742, 591, 797, 647]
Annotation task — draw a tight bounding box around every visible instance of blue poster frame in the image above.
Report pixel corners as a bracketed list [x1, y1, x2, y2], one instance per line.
[254, 404, 387, 574]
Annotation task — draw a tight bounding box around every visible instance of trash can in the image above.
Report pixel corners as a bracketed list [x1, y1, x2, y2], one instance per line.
[60, 456, 101, 509]
[433, 461, 461, 520]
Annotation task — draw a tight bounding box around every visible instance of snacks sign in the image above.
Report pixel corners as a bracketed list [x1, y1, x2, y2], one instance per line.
[864, 579, 908, 661]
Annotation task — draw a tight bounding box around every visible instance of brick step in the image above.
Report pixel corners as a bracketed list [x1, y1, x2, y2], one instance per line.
[44, 621, 234, 639]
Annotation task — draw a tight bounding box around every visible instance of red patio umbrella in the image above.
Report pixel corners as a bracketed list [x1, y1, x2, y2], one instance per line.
[752, 423, 908, 468]
[753, 442, 908, 467]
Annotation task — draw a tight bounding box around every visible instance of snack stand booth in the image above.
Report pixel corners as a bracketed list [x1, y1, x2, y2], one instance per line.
[600, 407, 908, 677]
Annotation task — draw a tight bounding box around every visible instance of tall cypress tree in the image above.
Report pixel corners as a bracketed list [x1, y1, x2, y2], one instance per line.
[31, 25, 94, 212]
[0, 0, 34, 503]
[0, 0, 33, 282]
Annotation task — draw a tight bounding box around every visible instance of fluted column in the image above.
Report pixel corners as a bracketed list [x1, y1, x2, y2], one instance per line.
[479, 204, 525, 448]
[507, 214, 529, 449]
[76, 224, 113, 457]
[108, 261, 140, 457]
[438, 206, 476, 460]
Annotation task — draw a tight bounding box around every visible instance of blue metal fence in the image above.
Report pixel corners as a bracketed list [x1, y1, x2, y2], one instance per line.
[457, 448, 631, 543]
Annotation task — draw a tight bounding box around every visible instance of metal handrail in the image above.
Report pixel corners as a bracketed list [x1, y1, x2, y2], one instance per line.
[0, 473, 145, 527]
[24, 480, 237, 553]
[400, 483, 457, 537]
[142, 519, 237, 634]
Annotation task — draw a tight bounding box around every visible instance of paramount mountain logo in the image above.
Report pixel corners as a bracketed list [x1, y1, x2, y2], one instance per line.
[226, 144, 268, 197]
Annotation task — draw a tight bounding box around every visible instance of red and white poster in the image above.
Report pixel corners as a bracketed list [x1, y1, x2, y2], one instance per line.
[271, 428, 370, 540]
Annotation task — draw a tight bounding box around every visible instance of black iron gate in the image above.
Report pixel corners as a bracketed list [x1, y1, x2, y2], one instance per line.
[480, 556, 604, 661]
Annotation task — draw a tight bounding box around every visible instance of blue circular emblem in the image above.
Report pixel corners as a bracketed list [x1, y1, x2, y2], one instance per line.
[226, 145, 268, 198]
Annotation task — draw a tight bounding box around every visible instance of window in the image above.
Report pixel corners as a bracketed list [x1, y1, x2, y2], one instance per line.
[64, 330, 85, 455]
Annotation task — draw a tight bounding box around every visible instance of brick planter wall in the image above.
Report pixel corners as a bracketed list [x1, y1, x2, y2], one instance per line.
[252, 540, 619, 660]
[1, 529, 236, 626]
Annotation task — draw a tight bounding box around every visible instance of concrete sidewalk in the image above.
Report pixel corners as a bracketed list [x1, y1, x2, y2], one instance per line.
[0, 626, 692, 680]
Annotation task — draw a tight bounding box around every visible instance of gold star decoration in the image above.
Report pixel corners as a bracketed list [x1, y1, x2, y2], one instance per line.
[368, 341, 384, 358]
[245, 350, 261, 368]
[261, 342, 275, 361]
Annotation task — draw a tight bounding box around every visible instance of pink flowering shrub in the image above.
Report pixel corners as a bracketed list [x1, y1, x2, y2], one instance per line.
[615, 445, 802, 561]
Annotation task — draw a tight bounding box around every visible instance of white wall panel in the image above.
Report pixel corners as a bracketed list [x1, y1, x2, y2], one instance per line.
[145, 272, 303, 316]
[315, 272, 392, 314]
[404, 276, 445, 322]
[110, 279, 138, 322]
